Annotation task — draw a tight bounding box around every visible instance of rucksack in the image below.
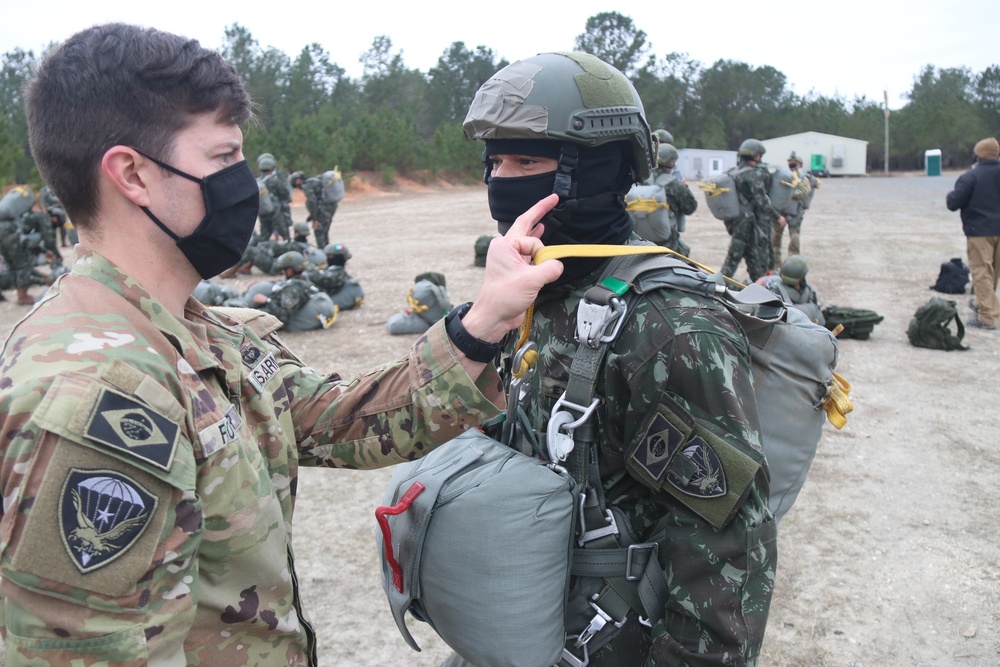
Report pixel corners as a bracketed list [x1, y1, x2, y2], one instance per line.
[0, 186, 35, 221]
[474, 234, 493, 267]
[625, 182, 675, 245]
[321, 168, 345, 204]
[930, 257, 970, 294]
[821, 306, 884, 340]
[907, 297, 969, 351]
[700, 163, 795, 223]
[375, 245, 852, 664]
[256, 176, 277, 216]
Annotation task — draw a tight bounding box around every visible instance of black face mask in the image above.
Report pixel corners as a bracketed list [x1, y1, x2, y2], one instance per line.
[489, 171, 558, 238]
[137, 151, 260, 279]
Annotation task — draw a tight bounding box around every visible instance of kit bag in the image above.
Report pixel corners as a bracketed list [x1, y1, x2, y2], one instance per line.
[930, 257, 970, 294]
[907, 297, 969, 351]
[625, 182, 674, 245]
[321, 168, 345, 204]
[375, 429, 578, 667]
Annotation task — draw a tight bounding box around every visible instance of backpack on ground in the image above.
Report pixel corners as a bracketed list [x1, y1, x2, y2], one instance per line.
[321, 168, 345, 204]
[930, 257, 970, 294]
[907, 297, 969, 351]
[256, 176, 277, 216]
[375, 245, 852, 665]
[821, 306, 884, 340]
[625, 182, 675, 245]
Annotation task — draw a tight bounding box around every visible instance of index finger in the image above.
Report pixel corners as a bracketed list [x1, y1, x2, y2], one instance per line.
[506, 193, 560, 238]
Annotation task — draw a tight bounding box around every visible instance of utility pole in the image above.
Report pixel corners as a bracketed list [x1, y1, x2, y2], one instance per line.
[884, 89, 890, 175]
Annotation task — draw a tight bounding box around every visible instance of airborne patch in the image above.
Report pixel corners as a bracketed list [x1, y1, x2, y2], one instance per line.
[667, 437, 727, 498]
[85, 388, 178, 471]
[59, 468, 158, 574]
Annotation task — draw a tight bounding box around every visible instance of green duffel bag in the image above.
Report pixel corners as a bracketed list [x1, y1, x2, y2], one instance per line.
[376, 429, 578, 667]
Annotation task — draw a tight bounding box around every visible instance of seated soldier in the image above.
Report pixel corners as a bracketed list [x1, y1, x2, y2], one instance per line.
[385, 274, 452, 335]
[757, 254, 825, 325]
[248, 251, 337, 331]
[306, 242, 364, 310]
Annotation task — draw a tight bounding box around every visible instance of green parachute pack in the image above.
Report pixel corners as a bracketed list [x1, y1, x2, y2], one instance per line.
[821, 306, 885, 340]
[907, 297, 969, 351]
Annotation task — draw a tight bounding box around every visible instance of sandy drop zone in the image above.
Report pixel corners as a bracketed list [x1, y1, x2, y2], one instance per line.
[0, 171, 997, 666]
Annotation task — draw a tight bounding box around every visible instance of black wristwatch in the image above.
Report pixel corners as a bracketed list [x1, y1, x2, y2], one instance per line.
[445, 302, 503, 363]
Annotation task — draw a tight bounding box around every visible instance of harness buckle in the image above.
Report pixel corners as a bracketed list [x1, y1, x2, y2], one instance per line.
[574, 597, 628, 647]
[561, 640, 589, 667]
[545, 394, 601, 462]
[578, 508, 619, 546]
[575, 297, 627, 348]
[625, 543, 659, 581]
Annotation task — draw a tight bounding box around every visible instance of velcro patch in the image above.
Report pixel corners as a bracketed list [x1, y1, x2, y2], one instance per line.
[667, 438, 727, 498]
[629, 412, 686, 483]
[59, 468, 158, 574]
[84, 388, 178, 471]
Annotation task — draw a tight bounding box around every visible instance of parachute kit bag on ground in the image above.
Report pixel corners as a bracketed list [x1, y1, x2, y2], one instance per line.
[821, 306, 884, 339]
[375, 430, 578, 667]
[907, 297, 969, 351]
[930, 257, 970, 294]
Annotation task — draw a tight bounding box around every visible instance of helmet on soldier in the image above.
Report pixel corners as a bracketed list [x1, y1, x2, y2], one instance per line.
[780, 255, 809, 285]
[324, 243, 351, 266]
[293, 221, 310, 237]
[787, 152, 803, 167]
[653, 128, 674, 146]
[290, 171, 305, 185]
[657, 143, 679, 167]
[275, 250, 308, 274]
[463, 52, 656, 184]
[257, 153, 276, 171]
[738, 139, 766, 159]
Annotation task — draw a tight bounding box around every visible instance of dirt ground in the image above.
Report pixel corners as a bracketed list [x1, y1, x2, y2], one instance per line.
[1, 171, 998, 666]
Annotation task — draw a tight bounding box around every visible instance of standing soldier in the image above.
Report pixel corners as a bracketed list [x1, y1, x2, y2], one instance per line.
[649, 142, 697, 255]
[451, 51, 775, 666]
[257, 152, 291, 240]
[774, 151, 815, 269]
[0, 186, 44, 305]
[293, 168, 343, 248]
[721, 138, 786, 281]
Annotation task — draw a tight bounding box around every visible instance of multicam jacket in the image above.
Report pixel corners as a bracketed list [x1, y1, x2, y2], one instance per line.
[0, 247, 502, 666]
[502, 255, 776, 667]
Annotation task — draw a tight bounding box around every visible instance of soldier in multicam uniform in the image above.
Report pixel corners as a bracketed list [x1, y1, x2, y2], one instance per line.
[720, 139, 786, 282]
[0, 23, 562, 667]
[455, 52, 776, 667]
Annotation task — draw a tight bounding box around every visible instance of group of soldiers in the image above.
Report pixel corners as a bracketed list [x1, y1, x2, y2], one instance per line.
[255, 153, 343, 248]
[0, 184, 70, 305]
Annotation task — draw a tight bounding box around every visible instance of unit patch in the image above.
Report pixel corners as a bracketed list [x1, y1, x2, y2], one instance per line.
[59, 468, 158, 574]
[85, 388, 178, 471]
[667, 437, 727, 498]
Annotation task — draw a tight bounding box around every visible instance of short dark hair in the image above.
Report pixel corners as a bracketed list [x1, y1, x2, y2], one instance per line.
[26, 23, 252, 227]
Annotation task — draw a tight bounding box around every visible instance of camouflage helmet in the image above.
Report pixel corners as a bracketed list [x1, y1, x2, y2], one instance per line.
[293, 221, 310, 236]
[780, 255, 809, 285]
[657, 143, 679, 167]
[324, 242, 351, 261]
[738, 139, 766, 158]
[275, 250, 308, 273]
[463, 52, 656, 183]
[653, 128, 674, 146]
[257, 153, 276, 170]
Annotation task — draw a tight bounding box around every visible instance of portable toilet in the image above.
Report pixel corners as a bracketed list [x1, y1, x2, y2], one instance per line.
[925, 149, 942, 176]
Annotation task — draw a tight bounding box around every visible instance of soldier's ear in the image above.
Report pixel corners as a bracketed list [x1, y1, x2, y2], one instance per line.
[102, 146, 156, 208]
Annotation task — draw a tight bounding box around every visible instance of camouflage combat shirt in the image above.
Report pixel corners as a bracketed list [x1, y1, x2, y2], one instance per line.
[0, 247, 503, 666]
[503, 252, 776, 666]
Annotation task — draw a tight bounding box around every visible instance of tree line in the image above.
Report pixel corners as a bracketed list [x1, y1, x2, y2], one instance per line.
[2, 12, 998, 189]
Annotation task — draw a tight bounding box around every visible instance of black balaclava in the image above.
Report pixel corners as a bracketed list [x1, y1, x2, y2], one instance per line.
[485, 138, 635, 286]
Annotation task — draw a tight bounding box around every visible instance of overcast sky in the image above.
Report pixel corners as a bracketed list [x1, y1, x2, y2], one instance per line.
[2, 1, 997, 111]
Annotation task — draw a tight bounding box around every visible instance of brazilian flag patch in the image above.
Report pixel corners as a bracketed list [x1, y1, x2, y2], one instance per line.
[84, 388, 178, 471]
[59, 468, 158, 574]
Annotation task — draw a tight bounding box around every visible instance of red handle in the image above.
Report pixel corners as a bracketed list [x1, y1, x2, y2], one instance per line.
[375, 481, 426, 593]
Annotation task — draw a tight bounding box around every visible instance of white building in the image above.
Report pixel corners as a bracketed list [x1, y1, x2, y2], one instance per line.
[761, 131, 869, 177]
[675, 148, 738, 181]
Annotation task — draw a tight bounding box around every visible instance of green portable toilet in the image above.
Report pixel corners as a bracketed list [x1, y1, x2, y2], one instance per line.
[925, 149, 942, 176]
[810, 154, 829, 177]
